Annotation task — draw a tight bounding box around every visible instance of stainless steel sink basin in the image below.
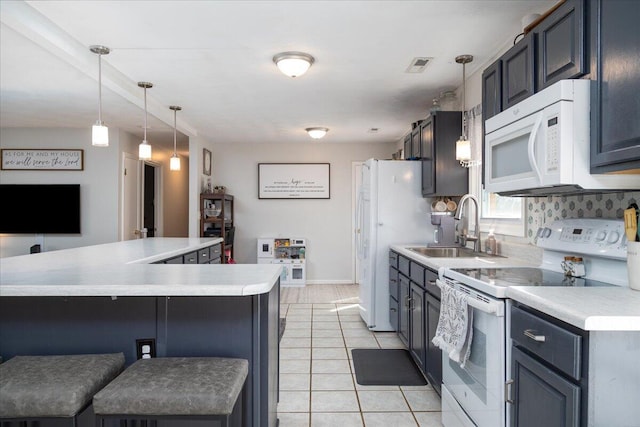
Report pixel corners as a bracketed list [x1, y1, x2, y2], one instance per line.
[407, 246, 502, 258]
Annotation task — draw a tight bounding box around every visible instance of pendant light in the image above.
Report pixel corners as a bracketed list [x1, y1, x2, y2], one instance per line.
[455, 54, 474, 167]
[273, 52, 315, 78]
[90, 45, 110, 147]
[138, 82, 153, 160]
[169, 106, 182, 171]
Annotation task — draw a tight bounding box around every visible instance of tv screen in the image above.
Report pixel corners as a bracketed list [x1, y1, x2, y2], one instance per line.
[0, 184, 81, 234]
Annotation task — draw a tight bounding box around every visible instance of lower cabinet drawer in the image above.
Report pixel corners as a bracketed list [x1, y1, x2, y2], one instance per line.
[398, 256, 410, 277]
[209, 244, 222, 259]
[511, 304, 583, 381]
[198, 248, 210, 263]
[389, 268, 399, 301]
[164, 255, 183, 264]
[183, 251, 198, 264]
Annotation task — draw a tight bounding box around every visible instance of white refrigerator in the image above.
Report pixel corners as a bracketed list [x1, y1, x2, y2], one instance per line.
[356, 159, 432, 331]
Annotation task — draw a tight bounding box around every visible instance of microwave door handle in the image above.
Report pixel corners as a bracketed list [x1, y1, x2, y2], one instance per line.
[528, 114, 544, 185]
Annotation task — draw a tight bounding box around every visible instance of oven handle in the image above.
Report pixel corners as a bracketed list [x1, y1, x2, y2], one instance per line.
[436, 279, 504, 316]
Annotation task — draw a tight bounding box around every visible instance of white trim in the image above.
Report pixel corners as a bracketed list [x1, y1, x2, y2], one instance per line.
[306, 280, 355, 285]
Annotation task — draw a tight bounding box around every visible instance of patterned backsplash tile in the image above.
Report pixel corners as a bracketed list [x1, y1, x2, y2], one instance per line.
[526, 191, 640, 240]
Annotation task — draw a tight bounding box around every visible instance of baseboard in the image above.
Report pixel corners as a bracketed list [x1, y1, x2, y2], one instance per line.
[304, 280, 355, 285]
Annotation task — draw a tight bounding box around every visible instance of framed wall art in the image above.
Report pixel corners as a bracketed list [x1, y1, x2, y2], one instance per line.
[1, 149, 84, 171]
[203, 148, 212, 176]
[258, 163, 330, 199]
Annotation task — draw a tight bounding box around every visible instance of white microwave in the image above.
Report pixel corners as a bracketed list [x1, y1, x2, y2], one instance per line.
[484, 79, 640, 196]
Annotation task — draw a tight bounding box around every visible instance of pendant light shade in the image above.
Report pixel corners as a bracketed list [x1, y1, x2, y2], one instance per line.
[454, 54, 476, 167]
[169, 105, 182, 171]
[138, 82, 153, 160]
[273, 52, 315, 78]
[306, 127, 329, 139]
[90, 45, 110, 147]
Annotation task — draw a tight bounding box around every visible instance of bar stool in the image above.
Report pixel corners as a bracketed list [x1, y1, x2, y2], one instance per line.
[0, 353, 125, 426]
[94, 357, 248, 427]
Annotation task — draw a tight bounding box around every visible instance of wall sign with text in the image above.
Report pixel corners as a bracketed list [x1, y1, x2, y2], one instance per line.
[258, 163, 330, 199]
[1, 149, 84, 171]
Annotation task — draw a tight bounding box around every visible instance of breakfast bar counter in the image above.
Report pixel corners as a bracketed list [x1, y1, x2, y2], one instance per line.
[0, 238, 282, 427]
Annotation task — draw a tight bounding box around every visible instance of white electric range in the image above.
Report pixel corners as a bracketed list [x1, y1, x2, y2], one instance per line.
[437, 218, 629, 427]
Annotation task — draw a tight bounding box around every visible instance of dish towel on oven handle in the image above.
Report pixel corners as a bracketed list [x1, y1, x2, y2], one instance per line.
[432, 282, 474, 368]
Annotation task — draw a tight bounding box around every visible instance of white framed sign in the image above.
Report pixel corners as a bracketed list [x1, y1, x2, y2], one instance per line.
[1, 149, 84, 171]
[258, 163, 330, 199]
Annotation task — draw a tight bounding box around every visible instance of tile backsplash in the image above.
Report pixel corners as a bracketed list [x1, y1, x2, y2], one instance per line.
[526, 191, 640, 240]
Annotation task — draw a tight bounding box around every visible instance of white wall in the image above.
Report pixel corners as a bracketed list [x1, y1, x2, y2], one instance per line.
[0, 127, 120, 256]
[210, 141, 394, 283]
[0, 127, 189, 257]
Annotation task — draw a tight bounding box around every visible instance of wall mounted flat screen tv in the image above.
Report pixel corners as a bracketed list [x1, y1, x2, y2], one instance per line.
[0, 184, 81, 234]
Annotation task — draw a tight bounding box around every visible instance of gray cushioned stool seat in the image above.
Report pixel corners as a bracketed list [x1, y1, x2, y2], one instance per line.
[0, 353, 125, 418]
[93, 357, 249, 416]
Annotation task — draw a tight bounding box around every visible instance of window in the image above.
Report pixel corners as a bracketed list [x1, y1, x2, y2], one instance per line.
[467, 106, 525, 237]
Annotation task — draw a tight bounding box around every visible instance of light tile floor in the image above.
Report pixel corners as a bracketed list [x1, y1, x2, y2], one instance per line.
[278, 284, 443, 427]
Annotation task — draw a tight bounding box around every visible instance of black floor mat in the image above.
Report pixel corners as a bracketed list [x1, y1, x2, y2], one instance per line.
[351, 348, 427, 386]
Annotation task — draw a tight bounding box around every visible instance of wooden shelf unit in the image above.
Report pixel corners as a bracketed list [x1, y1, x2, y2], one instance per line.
[200, 193, 234, 263]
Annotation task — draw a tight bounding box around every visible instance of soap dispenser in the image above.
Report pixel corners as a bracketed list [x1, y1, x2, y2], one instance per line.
[485, 231, 497, 255]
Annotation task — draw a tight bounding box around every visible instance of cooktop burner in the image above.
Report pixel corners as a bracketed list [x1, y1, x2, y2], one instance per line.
[449, 267, 614, 288]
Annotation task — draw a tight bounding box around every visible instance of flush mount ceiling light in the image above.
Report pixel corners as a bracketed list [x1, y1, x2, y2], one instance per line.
[138, 82, 153, 160]
[90, 45, 110, 147]
[454, 54, 479, 168]
[306, 127, 329, 139]
[169, 106, 182, 171]
[273, 52, 315, 78]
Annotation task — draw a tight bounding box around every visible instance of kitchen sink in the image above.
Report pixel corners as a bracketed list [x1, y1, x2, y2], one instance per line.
[407, 246, 503, 258]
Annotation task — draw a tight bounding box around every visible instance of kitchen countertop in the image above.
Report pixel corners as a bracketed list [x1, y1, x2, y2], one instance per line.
[0, 238, 282, 297]
[391, 244, 640, 332]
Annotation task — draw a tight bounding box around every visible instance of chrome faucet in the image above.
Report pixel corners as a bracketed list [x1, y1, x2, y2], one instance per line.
[454, 194, 480, 252]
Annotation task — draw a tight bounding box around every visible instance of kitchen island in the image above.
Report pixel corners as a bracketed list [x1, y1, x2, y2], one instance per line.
[0, 238, 282, 427]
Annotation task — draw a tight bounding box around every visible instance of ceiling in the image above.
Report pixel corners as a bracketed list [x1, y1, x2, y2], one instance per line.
[0, 1, 556, 154]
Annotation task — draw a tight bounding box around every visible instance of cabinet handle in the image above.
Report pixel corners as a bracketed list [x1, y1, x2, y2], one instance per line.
[523, 329, 546, 342]
[428, 281, 436, 286]
[505, 379, 514, 404]
[390, 308, 397, 312]
[405, 297, 412, 308]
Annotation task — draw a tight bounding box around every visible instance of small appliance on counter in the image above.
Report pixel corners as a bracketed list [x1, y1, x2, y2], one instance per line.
[428, 212, 457, 247]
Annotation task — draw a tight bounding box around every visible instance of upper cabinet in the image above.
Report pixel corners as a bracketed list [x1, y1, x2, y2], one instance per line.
[404, 125, 423, 160]
[420, 111, 468, 197]
[589, 0, 640, 173]
[481, 0, 640, 174]
[482, 59, 502, 122]
[535, 0, 587, 90]
[501, 33, 536, 110]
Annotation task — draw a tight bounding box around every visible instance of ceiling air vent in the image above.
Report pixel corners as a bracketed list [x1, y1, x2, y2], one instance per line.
[405, 57, 432, 73]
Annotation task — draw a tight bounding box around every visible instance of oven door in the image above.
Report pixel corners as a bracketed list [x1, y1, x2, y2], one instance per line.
[440, 279, 506, 427]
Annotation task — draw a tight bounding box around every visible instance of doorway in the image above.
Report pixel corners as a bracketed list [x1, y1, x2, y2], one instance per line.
[144, 163, 156, 237]
[121, 154, 162, 240]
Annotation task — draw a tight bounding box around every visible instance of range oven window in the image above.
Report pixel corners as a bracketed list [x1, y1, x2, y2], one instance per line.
[448, 328, 488, 403]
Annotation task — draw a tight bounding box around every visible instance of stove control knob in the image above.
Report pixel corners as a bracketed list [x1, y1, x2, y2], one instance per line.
[595, 231, 607, 241]
[543, 228, 552, 238]
[607, 231, 620, 244]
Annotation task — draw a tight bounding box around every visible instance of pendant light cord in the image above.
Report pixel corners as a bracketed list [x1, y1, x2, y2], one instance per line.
[173, 108, 177, 154]
[143, 86, 148, 141]
[461, 61, 466, 140]
[97, 53, 103, 123]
